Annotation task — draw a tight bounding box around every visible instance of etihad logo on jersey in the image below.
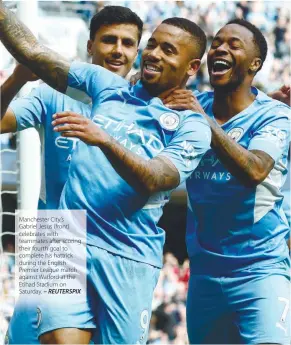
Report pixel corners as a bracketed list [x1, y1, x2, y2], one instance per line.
[192, 153, 232, 181]
[199, 154, 220, 167]
[192, 170, 231, 181]
[55, 137, 79, 161]
[228, 127, 244, 141]
[92, 114, 165, 155]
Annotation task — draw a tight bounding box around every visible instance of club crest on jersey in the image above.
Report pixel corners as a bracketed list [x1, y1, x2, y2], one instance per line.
[159, 112, 180, 131]
[228, 127, 244, 141]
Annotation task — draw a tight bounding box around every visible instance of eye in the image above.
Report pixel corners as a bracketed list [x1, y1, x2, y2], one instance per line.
[164, 47, 174, 55]
[230, 44, 241, 50]
[211, 41, 220, 49]
[146, 41, 155, 49]
[102, 36, 116, 44]
[123, 39, 135, 47]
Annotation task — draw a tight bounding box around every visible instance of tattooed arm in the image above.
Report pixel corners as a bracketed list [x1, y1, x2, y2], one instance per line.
[165, 92, 276, 187]
[207, 115, 275, 187]
[102, 143, 180, 195]
[0, 2, 69, 92]
[52, 112, 180, 195]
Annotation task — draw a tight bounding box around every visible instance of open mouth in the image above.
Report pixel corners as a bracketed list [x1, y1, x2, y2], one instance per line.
[143, 62, 162, 77]
[211, 59, 232, 76]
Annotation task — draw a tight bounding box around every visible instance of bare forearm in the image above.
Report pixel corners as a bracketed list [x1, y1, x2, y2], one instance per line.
[207, 116, 273, 186]
[1, 75, 25, 118]
[0, 4, 69, 92]
[100, 138, 180, 196]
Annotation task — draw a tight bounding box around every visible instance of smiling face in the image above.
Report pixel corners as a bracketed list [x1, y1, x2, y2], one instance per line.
[207, 24, 262, 90]
[87, 23, 139, 77]
[141, 23, 201, 96]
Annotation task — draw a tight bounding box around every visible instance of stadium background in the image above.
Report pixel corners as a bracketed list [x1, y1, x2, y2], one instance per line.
[0, 1, 290, 343]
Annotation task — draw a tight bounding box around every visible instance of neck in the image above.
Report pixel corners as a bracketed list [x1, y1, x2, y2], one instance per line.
[142, 76, 188, 99]
[212, 82, 255, 124]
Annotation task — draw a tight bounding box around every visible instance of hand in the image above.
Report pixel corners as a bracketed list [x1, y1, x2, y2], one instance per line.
[129, 71, 141, 85]
[269, 85, 290, 106]
[12, 64, 39, 83]
[52, 111, 110, 146]
[162, 89, 206, 114]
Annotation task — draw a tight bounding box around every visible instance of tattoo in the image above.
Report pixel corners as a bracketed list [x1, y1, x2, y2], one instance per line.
[208, 117, 274, 186]
[0, 5, 69, 92]
[101, 138, 180, 195]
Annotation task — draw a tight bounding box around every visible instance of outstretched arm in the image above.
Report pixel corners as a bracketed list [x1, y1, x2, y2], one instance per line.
[0, 1, 70, 92]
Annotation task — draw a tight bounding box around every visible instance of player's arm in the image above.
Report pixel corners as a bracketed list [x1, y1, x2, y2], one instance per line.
[0, 1, 69, 92]
[163, 91, 290, 187]
[162, 87, 291, 109]
[52, 111, 211, 195]
[186, 97, 276, 187]
[1, 64, 39, 133]
[207, 120, 275, 187]
[52, 112, 179, 195]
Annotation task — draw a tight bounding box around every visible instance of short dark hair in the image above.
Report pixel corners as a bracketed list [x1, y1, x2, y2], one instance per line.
[89, 6, 143, 43]
[162, 17, 207, 59]
[227, 18, 268, 72]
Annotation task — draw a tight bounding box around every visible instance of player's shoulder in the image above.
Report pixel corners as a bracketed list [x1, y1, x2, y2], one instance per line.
[153, 102, 209, 133]
[178, 108, 210, 129]
[254, 87, 291, 120]
[30, 83, 61, 100]
[194, 89, 214, 107]
[70, 61, 127, 86]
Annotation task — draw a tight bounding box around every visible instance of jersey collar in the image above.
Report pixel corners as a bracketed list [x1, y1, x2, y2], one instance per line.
[131, 80, 157, 103]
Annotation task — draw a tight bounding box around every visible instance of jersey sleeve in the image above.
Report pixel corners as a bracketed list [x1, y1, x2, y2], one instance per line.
[159, 113, 211, 184]
[67, 61, 127, 101]
[248, 107, 291, 163]
[9, 84, 49, 131]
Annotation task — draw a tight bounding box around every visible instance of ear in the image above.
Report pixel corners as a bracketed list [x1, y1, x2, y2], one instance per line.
[187, 59, 201, 77]
[249, 57, 262, 74]
[87, 40, 93, 56]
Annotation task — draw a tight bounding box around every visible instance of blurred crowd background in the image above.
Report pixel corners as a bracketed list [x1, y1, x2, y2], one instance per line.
[0, 1, 290, 91]
[0, 1, 290, 344]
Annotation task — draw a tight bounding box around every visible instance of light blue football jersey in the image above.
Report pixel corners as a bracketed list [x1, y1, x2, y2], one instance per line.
[187, 88, 290, 274]
[10, 84, 91, 209]
[59, 62, 211, 268]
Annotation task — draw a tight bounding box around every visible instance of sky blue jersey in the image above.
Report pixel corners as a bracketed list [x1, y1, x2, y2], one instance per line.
[10, 85, 91, 209]
[59, 62, 211, 268]
[187, 88, 290, 274]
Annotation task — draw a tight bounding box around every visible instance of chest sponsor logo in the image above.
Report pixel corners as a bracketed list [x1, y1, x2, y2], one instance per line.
[228, 127, 244, 141]
[54, 112, 166, 160]
[92, 114, 165, 155]
[159, 112, 180, 131]
[192, 154, 232, 181]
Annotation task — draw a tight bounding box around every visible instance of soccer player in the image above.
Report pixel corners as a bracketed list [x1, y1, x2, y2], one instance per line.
[1, 6, 143, 344]
[0, 3, 211, 344]
[178, 19, 289, 344]
[1, 5, 143, 209]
